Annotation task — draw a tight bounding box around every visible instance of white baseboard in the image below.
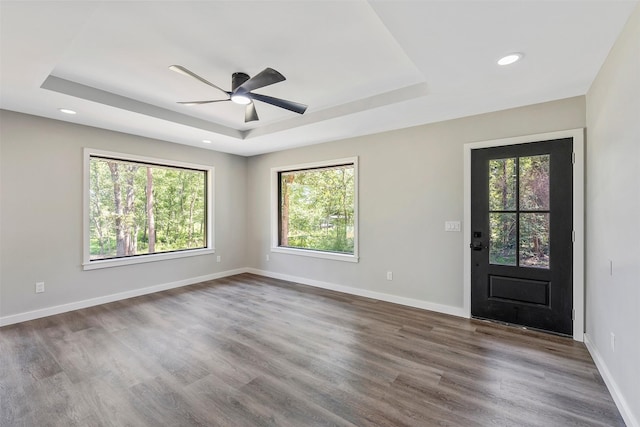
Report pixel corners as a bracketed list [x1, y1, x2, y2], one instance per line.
[584, 333, 639, 427]
[1, 267, 465, 327]
[0, 268, 248, 327]
[246, 268, 467, 318]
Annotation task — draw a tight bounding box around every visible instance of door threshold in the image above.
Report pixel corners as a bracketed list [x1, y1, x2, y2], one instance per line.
[471, 316, 573, 338]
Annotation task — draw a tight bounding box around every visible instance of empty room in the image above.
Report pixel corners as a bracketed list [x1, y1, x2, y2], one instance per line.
[1, 1, 638, 426]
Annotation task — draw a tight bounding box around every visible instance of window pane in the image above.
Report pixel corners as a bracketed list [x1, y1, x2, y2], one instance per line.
[489, 213, 517, 266]
[519, 213, 550, 268]
[89, 156, 207, 261]
[280, 164, 355, 254]
[519, 155, 550, 210]
[489, 158, 516, 211]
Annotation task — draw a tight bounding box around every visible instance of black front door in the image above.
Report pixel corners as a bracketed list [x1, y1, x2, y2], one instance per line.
[471, 138, 573, 335]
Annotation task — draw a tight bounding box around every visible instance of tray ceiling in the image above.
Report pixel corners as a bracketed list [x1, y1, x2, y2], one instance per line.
[1, 1, 636, 156]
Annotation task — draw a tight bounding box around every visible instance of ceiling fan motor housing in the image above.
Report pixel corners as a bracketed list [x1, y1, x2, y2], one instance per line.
[232, 72, 250, 92]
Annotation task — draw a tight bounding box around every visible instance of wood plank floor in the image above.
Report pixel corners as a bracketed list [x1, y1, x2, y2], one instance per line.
[1, 273, 623, 426]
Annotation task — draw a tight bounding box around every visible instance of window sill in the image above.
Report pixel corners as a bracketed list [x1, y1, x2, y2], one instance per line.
[83, 248, 215, 270]
[271, 247, 359, 263]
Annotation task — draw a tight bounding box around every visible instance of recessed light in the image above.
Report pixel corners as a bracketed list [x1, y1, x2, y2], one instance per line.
[497, 53, 523, 66]
[202, 139, 212, 144]
[59, 108, 77, 115]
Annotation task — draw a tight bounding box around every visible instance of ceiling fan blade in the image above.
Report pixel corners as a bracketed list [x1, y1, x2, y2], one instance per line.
[245, 102, 259, 123]
[249, 93, 308, 115]
[235, 68, 285, 94]
[177, 100, 230, 106]
[169, 65, 230, 97]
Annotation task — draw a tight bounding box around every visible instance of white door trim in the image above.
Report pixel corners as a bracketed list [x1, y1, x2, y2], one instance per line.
[463, 128, 585, 341]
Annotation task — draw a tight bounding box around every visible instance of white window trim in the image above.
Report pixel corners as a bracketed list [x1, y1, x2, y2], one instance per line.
[271, 157, 359, 263]
[82, 148, 214, 270]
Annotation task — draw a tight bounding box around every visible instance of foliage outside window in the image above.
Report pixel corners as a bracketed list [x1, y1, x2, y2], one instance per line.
[84, 150, 213, 269]
[273, 158, 358, 262]
[488, 155, 550, 269]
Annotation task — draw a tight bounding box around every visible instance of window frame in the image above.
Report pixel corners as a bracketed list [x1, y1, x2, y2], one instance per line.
[82, 148, 214, 270]
[270, 157, 359, 263]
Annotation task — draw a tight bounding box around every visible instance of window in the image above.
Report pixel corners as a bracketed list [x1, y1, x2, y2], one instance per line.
[271, 158, 358, 262]
[488, 155, 550, 268]
[83, 149, 213, 270]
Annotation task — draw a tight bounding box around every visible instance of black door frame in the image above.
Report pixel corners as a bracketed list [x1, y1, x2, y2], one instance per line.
[463, 129, 585, 341]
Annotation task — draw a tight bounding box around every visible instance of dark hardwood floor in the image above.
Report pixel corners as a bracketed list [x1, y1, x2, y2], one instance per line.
[0, 273, 623, 426]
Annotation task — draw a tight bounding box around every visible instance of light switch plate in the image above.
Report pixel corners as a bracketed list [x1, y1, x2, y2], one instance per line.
[445, 221, 461, 232]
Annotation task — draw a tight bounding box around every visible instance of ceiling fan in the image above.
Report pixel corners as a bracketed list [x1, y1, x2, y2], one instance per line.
[169, 65, 308, 123]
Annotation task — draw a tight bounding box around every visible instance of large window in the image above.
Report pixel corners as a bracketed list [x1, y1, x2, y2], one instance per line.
[272, 158, 358, 262]
[83, 149, 213, 269]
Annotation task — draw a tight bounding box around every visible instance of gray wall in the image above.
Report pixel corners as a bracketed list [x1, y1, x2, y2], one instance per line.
[0, 111, 247, 319]
[246, 96, 585, 311]
[586, 4, 640, 424]
[0, 97, 585, 321]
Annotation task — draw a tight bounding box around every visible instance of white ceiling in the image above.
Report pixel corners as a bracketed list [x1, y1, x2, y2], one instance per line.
[1, 1, 637, 156]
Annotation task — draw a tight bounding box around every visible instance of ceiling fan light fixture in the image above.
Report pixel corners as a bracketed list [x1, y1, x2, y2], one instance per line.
[230, 94, 251, 105]
[171, 65, 307, 122]
[498, 53, 524, 66]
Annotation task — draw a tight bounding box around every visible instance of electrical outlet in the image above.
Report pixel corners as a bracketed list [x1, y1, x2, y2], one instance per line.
[35, 282, 45, 293]
[266, 254, 270, 262]
[611, 333, 615, 352]
[386, 271, 393, 281]
[216, 255, 221, 263]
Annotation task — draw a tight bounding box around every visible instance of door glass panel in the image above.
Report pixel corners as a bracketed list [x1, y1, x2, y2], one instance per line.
[490, 213, 516, 266]
[519, 213, 550, 268]
[489, 158, 516, 211]
[519, 155, 550, 210]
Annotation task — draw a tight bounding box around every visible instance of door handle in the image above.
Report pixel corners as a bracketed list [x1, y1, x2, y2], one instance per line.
[470, 241, 485, 251]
